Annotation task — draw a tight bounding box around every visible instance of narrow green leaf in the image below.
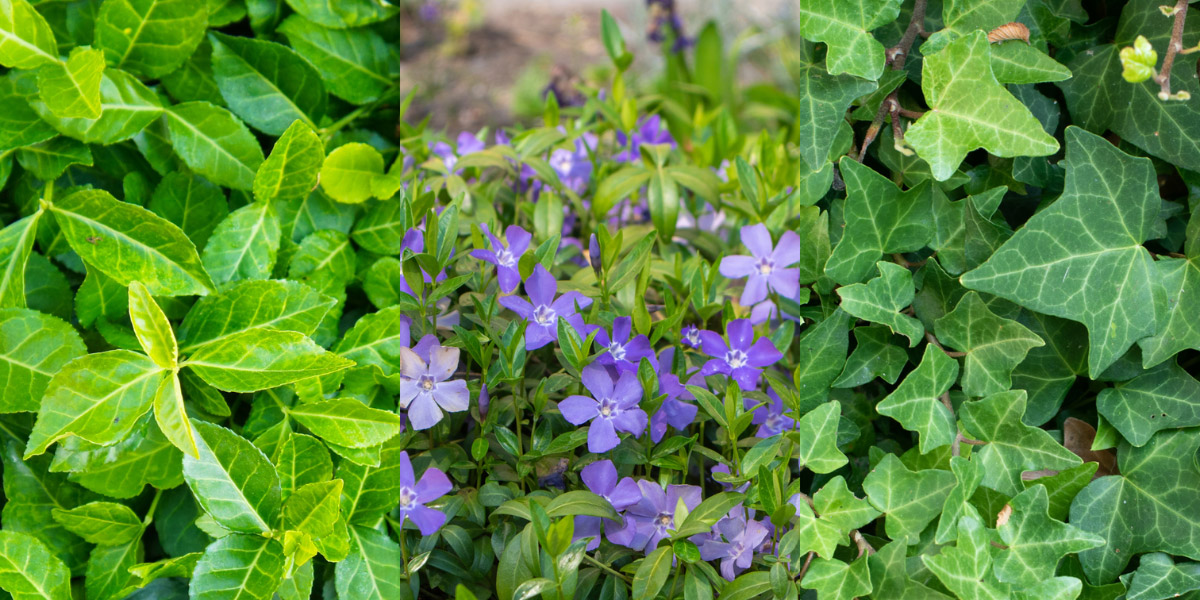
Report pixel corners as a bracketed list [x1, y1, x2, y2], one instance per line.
[0, 0, 58, 69]
[633, 546, 673, 599]
[128, 280, 177, 368]
[184, 328, 353, 393]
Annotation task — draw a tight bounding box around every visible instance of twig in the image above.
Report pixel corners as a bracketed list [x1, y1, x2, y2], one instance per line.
[941, 392, 961, 457]
[958, 433, 986, 446]
[888, 0, 928, 70]
[859, 0, 928, 160]
[1156, 0, 1191, 100]
[851, 530, 876, 557]
[797, 551, 816, 580]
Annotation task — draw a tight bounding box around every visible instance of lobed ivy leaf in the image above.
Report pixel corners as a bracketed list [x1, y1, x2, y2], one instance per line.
[801, 555, 872, 600]
[1123, 553, 1200, 600]
[960, 391, 1081, 496]
[837, 261, 925, 347]
[793, 401, 849, 474]
[994, 484, 1104, 587]
[935, 292, 1045, 397]
[796, 0, 904, 80]
[864, 453, 955, 543]
[869, 540, 953, 599]
[877, 344, 959, 453]
[1097, 361, 1200, 447]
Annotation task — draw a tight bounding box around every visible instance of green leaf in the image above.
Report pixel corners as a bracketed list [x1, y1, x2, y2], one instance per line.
[0, 530, 72, 600]
[864, 453, 955, 543]
[94, 0, 208, 79]
[0, 87, 56, 154]
[30, 69, 162, 145]
[2, 440, 98, 573]
[674, 492, 745, 538]
[85, 538, 142, 600]
[332, 306, 411, 376]
[1071, 428, 1200, 583]
[210, 32, 326, 135]
[924, 510, 1013, 599]
[254, 119, 323, 204]
[200, 201, 282, 287]
[15, 137, 92, 180]
[959, 391, 1081, 496]
[278, 15, 395, 105]
[51, 418, 183, 499]
[544, 490, 620, 521]
[49, 189, 215, 297]
[633, 546, 672, 599]
[786, 476, 879, 559]
[832, 325, 907, 388]
[870, 540, 954, 600]
[906, 31, 1059, 181]
[795, 0, 904, 79]
[935, 292, 1045, 397]
[177, 279, 334, 352]
[320, 142, 383, 204]
[794, 61, 876, 169]
[825, 159, 932, 284]
[337, 435, 399, 524]
[288, 398, 401, 449]
[0, 0, 58, 69]
[182, 420, 281, 534]
[1103, 359, 1200, 446]
[283, 0, 398, 29]
[836, 261, 925, 347]
[50, 501, 142, 546]
[936, 456, 983, 544]
[1124, 553, 1200, 600]
[153, 372, 198, 458]
[791, 310, 850, 408]
[990, 43, 1072, 85]
[283, 479, 342, 539]
[26, 350, 166, 457]
[994, 485, 1104, 587]
[0, 307, 85, 413]
[36, 46, 104, 119]
[794, 401, 848, 474]
[801, 555, 872, 600]
[335, 525, 403, 600]
[274, 432, 332, 501]
[146, 172, 229, 252]
[877, 345, 959, 453]
[165, 101, 265, 191]
[961, 127, 1158, 377]
[185, 328, 351, 393]
[128, 280, 177, 368]
[191, 534, 285, 600]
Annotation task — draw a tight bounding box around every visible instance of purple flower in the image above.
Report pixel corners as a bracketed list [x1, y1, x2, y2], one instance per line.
[711, 463, 748, 493]
[648, 348, 699, 443]
[431, 131, 485, 174]
[549, 133, 598, 195]
[616, 481, 703, 551]
[699, 319, 783, 390]
[699, 513, 770, 580]
[575, 460, 641, 550]
[558, 365, 648, 453]
[477, 384, 489, 421]
[646, 0, 691, 51]
[675, 202, 727, 235]
[498, 265, 592, 350]
[398, 335, 470, 430]
[588, 316, 653, 374]
[470, 224, 531, 294]
[615, 115, 675, 163]
[719, 224, 801, 306]
[397, 451, 452, 535]
[681, 325, 704, 349]
[749, 389, 795, 438]
[397, 227, 449, 297]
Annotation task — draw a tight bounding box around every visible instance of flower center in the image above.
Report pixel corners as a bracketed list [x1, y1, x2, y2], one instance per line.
[725, 349, 748, 369]
[655, 513, 673, 531]
[757, 257, 775, 275]
[534, 304, 557, 326]
[608, 341, 626, 361]
[731, 541, 747, 558]
[496, 247, 516, 267]
[686, 328, 701, 345]
[419, 375, 437, 392]
[598, 398, 620, 419]
[399, 486, 417, 510]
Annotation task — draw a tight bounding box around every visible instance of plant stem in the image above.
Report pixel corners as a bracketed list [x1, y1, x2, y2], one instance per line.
[859, 0, 928, 160]
[1156, 0, 1191, 100]
[141, 488, 163, 527]
[584, 553, 632, 583]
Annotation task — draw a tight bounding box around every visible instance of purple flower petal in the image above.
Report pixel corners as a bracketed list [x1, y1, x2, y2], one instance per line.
[559, 395, 599, 425]
[428, 346, 459, 380]
[412, 334, 439, 362]
[497, 266, 521, 294]
[731, 367, 761, 391]
[699, 331, 729, 357]
[397, 346, 428, 380]
[772, 231, 801, 266]
[768, 267, 801, 300]
[612, 409, 647, 437]
[470, 248, 499, 264]
[398, 451, 416, 488]
[719, 255, 757, 279]
[415, 466, 453, 503]
[740, 224, 773, 259]
[700, 358, 731, 377]
[746, 338, 783, 367]
[526, 265, 557, 307]
[741, 273, 769, 306]
[727, 319, 754, 351]
[612, 317, 632, 344]
[551, 291, 591, 315]
[407, 394, 444, 430]
[433, 379, 469, 412]
[588, 418, 620, 452]
[574, 515, 603, 551]
[506, 225, 533, 255]
[408, 503, 447, 535]
[581, 460, 618, 496]
[499, 296, 534, 319]
[525, 325, 556, 351]
[612, 370, 642, 406]
[581, 364, 614, 400]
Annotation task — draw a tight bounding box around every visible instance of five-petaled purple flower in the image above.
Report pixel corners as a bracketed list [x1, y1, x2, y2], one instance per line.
[699, 512, 770, 580]
[575, 460, 641, 550]
[719, 224, 801, 307]
[681, 324, 704, 349]
[648, 348, 699, 443]
[583, 316, 653, 374]
[618, 481, 702, 551]
[471, 224, 531, 294]
[615, 115, 676, 163]
[398, 335, 470, 430]
[700, 319, 783, 390]
[431, 131, 485, 174]
[749, 389, 795, 438]
[559, 364, 648, 453]
[397, 451, 452, 535]
[498, 265, 592, 350]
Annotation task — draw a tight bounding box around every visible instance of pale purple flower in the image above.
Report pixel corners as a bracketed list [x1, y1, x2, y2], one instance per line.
[398, 335, 470, 430]
[646, 0, 691, 51]
[719, 224, 801, 306]
[700, 513, 770, 580]
[588, 316, 653, 374]
[498, 265, 592, 350]
[558, 364, 647, 453]
[549, 133, 598, 195]
[477, 384, 489, 421]
[574, 460, 641, 550]
[397, 227, 449, 297]
[470, 224, 531, 293]
[615, 481, 703, 551]
[711, 463, 748, 493]
[681, 325, 704, 349]
[749, 389, 795, 438]
[431, 131, 485, 174]
[615, 115, 675, 163]
[699, 319, 783, 390]
[648, 348, 699, 443]
[675, 202, 727, 234]
[397, 451, 452, 535]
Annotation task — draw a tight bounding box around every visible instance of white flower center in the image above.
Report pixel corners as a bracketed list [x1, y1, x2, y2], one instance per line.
[496, 247, 516, 267]
[598, 398, 619, 419]
[419, 375, 437, 392]
[534, 304, 556, 326]
[725, 349, 748, 369]
[656, 513, 673, 530]
[608, 341, 626, 361]
[757, 257, 775, 275]
[686, 328, 701, 345]
[399, 486, 417, 510]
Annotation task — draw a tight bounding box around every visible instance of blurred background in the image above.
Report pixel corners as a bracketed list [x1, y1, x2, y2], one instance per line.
[399, 0, 795, 134]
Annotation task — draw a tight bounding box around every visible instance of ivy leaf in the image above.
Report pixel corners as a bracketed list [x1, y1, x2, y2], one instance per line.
[36, 46, 105, 119]
[0, 530, 72, 600]
[961, 127, 1158, 377]
[335, 525, 403, 600]
[790, 309, 850, 408]
[165, 101, 265, 191]
[184, 328, 353, 393]
[825, 159, 932, 285]
[994, 485, 1104, 587]
[1097, 361, 1200, 447]
[793, 401, 848, 474]
[200, 201, 281, 287]
[990, 43, 1072, 85]
[836, 261, 925, 347]
[1123, 553, 1200, 600]
[869, 540, 953, 600]
[320, 143, 384, 204]
[906, 31, 1059, 181]
[935, 292, 1045, 397]
[278, 15, 395, 105]
[864, 453, 955, 543]
[936, 456, 983, 544]
[793, 61, 876, 169]
[25, 350, 167, 457]
[128, 281, 177, 368]
[1071, 428, 1200, 583]
[0, 0, 58, 69]
[924, 510, 1013, 599]
[254, 119, 324, 204]
[942, 0, 1026, 33]
[800, 555, 872, 600]
[190, 534, 285, 600]
[182, 420, 281, 534]
[877, 345, 959, 453]
[49, 189, 215, 297]
[960, 391, 1081, 496]
[287, 398, 401, 449]
[210, 32, 326, 135]
[177, 279, 334, 353]
[50, 501, 143, 546]
[796, 0, 904, 79]
[1138, 205, 1200, 367]
[832, 325, 907, 388]
[0, 307, 86, 413]
[786, 476, 879, 559]
[94, 0, 208, 79]
[1011, 312, 1088, 426]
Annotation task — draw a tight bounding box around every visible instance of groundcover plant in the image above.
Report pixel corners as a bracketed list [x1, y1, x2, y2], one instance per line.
[0, 0, 1199, 598]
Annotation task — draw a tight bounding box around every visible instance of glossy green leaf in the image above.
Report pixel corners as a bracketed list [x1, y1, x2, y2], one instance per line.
[288, 398, 401, 449]
[337, 435, 399, 524]
[165, 101, 265, 190]
[15, 137, 92, 180]
[283, 0, 398, 29]
[0, 0, 58, 69]
[190, 534, 285, 600]
[1124, 553, 1200, 600]
[182, 420, 281, 533]
[51, 418, 184, 499]
[335, 524, 403, 600]
[177, 279, 333, 352]
[36, 46, 104, 119]
[959, 391, 1081, 496]
[0, 307, 85, 413]
[877, 344, 959, 453]
[184, 328, 353, 392]
[320, 142, 383, 204]
[210, 32, 326, 135]
[282, 479, 341, 539]
[30, 69, 162, 145]
[200, 200, 281, 287]
[793, 400, 848, 474]
[936, 456, 983, 544]
[870, 540, 954, 600]
[274, 432, 332, 501]
[128, 280, 177, 368]
[253, 119, 323, 204]
[0, 530, 72, 600]
[50, 501, 142, 546]
[154, 372, 198, 458]
[278, 15, 395, 105]
[795, 0, 903, 79]
[94, 0, 208, 78]
[836, 261, 925, 347]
